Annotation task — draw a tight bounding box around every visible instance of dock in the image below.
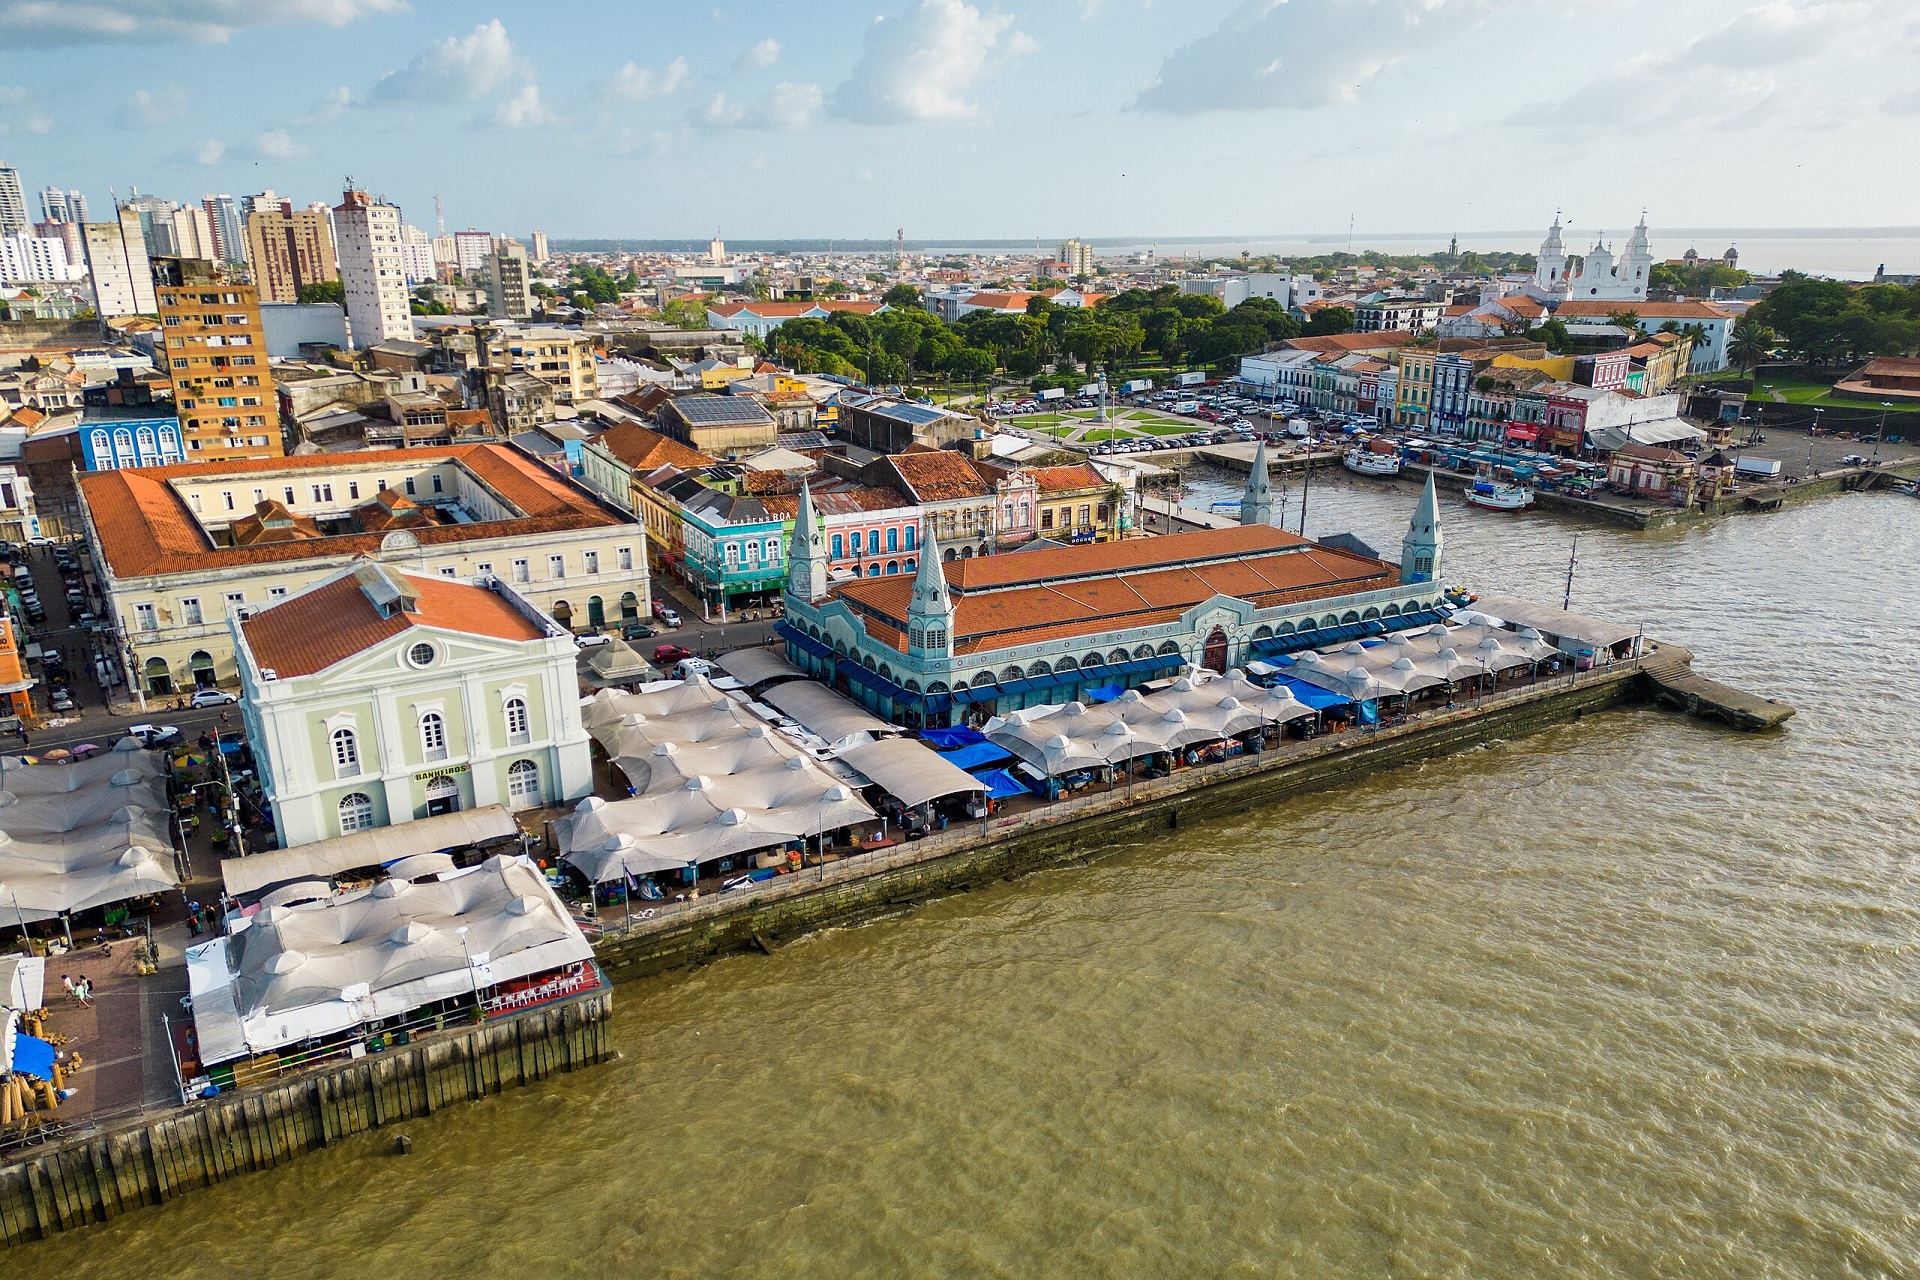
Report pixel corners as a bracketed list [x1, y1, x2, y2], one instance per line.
[1640, 646, 1795, 730]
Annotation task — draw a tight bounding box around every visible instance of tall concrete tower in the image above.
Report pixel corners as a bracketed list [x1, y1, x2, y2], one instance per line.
[1401, 472, 1443, 585]
[905, 527, 954, 659]
[786, 481, 829, 604]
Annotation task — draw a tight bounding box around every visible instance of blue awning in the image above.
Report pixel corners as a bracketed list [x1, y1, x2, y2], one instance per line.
[837, 658, 910, 703]
[939, 740, 1015, 770]
[775, 621, 833, 660]
[1086, 684, 1126, 703]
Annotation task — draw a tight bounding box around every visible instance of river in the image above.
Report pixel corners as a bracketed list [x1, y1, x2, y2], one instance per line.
[29, 480, 1920, 1278]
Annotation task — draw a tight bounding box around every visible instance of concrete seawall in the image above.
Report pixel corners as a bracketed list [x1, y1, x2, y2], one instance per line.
[593, 665, 1650, 983]
[0, 989, 614, 1247]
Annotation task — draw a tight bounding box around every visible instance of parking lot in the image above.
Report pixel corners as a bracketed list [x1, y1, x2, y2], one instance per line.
[987, 382, 1346, 458]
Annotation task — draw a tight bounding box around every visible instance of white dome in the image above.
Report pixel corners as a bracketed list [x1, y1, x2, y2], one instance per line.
[1391, 657, 1415, 671]
[1161, 709, 1186, 724]
[577, 796, 607, 813]
[370, 879, 409, 899]
[1343, 642, 1366, 654]
[1218, 695, 1241, 709]
[823, 784, 850, 803]
[718, 807, 748, 826]
[1118, 689, 1145, 704]
[265, 950, 307, 975]
[685, 775, 714, 791]
[1062, 701, 1086, 717]
[605, 833, 637, 852]
[1172, 677, 1195, 693]
[784, 755, 806, 771]
[117, 846, 154, 868]
[506, 894, 544, 917]
[1045, 734, 1071, 750]
[1347, 669, 1373, 685]
[388, 920, 434, 946]
[1439, 647, 1461, 661]
[651, 742, 677, 757]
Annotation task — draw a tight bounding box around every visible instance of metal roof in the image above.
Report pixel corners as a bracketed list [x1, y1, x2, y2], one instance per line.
[668, 394, 776, 427]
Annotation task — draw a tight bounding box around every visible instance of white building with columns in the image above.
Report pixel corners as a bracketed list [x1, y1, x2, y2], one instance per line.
[1525, 213, 1653, 305]
[232, 560, 592, 848]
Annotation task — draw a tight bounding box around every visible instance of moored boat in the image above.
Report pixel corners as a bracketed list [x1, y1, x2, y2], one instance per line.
[1343, 446, 1401, 478]
[1464, 480, 1534, 511]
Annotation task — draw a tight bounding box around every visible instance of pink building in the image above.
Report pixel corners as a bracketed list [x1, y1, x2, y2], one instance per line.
[763, 484, 923, 580]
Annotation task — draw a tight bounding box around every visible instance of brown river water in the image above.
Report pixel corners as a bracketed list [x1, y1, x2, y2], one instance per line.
[26, 478, 1920, 1278]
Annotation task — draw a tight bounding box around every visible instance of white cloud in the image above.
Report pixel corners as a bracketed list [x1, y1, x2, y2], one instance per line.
[830, 0, 1020, 124]
[370, 19, 524, 103]
[1008, 30, 1037, 55]
[604, 56, 691, 102]
[742, 37, 780, 67]
[0, 94, 51, 137]
[0, 86, 24, 105]
[492, 83, 556, 127]
[318, 85, 352, 117]
[1133, 0, 1502, 116]
[112, 85, 190, 130]
[193, 137, 225, 165]
[0, 0, 406, 48]
[700, 81, 823, 130]
[254, 128, 305, 158]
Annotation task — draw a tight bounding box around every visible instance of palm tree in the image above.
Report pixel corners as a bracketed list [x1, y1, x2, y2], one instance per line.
[1727, 319, 1776, 371]
[1606, 309, 1645, 337]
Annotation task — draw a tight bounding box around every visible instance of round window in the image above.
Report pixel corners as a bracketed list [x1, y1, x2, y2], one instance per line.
[408, 642, 435, 667]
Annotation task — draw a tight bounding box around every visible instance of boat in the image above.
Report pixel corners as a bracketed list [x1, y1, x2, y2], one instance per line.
[1343, 446, 1401, 478]
[1464, 480, 1534, 511]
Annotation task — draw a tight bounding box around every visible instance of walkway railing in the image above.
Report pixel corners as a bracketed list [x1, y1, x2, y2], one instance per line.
[596, 655, 1647, 944]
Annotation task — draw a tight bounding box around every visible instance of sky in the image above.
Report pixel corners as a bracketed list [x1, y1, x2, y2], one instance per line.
[1, 0, 1917, 243]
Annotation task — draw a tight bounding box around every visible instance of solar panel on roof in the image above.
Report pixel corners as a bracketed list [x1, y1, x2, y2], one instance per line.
[673, 396, 774, 425]
[876, 403, 946, 426]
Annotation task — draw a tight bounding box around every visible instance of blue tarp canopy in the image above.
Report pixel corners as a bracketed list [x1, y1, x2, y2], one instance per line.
[971, 768, 1033, 800]
[1086, 684, 1126, 703]
[919, 726, 984, 750]
[939, 740, 1014, 770]
[1273, 675, 1353, 711]
[10, 1031, 55, 1081]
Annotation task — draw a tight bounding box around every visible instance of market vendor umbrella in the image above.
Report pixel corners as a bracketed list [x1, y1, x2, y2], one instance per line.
[70, 743, 102, 758]
[41, 748, 70, 761]
[173, 753, 208, 767]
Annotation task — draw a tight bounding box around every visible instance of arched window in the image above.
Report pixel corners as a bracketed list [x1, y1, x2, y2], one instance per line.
[904, 558, 916, 573]
[1362, 607, 1380, 620]
[925, 627, 946, 650]
[910, 624, 925, 649]
[999, 665, 1024, 682]
[1382, 603, 1400, 617]
[330, 727, 359, 778]
[338, 792, 374, 833]
[507, 759, 541, 809]
[867, 564, 881, 576]
[419, 711, 448, 762]
[113, 428, 134, 464]
[504, 697, 530, 746]
[89, 430, 110, 467]
[1340, 611, 1360, 624]
[135, 425, 156, 459]
[886, 560, 899, 575]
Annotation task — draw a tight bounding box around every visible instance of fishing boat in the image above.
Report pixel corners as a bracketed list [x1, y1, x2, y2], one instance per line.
[1464, 479, 1534, 511]
[1342, 446, 1401, 478]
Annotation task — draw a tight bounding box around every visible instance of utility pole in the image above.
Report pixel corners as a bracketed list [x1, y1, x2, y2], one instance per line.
[1563, 534, 1579, 611]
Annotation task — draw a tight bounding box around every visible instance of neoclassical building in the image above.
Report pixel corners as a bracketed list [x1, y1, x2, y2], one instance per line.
[776, 469, 1449, 726]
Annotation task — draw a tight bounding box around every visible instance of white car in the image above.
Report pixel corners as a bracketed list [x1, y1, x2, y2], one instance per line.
[188, 689, 240, 708]
[575, 632, 613, 650]
[127, 724, 181, 748]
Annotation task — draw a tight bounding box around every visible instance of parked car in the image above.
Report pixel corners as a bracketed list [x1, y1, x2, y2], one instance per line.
[621, 622, 656, 641]
[26, 535, 56, 548]
[127, 724, 181, 748]
[49, 689, 74, 713]
[574, 632, 613, 650]
[652, 643, 692, 664]
[188, 689, 240, 708]
[673, 657, 714, 681]
[654, 604, 684, 628]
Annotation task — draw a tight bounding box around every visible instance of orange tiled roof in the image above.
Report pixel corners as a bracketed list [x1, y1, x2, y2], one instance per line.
[595, 421, 717, 473]
[1553, 300, 1731, 319]
[80, 443, 623, 580]
[964, 291, 1043, 310]
[241, 568, 546, 679]
[1284, 331, 1418, 354]
[833, 525, 1397, 655]
[1028, 463, 1109, 493]
[886, 450, 991, 503]
[229, 500, 323, 546]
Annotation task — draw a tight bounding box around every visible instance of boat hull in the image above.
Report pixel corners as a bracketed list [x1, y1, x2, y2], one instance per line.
[1343, 452, 1401, 478]
[1463, 486, 1534, 511]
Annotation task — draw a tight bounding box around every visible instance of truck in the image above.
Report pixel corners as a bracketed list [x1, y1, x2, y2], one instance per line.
[1037, 387, 1067, 402]
[1175, 371, 1207, 387]
[1733, 456, 1783, 479]
[1120, 378, 1154, 395]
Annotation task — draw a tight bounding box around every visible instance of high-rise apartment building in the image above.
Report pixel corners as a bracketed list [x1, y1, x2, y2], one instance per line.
[40, 186, 85, 225]
[529, 229, 549, 263]
[202, 194, 245, 265]
[1057, 238, 1094, 277]
[170, 204, 216, 260]
[333, 187, 413, 348]
[244, 195, 337, 303]
[487, 238, 533, 319]
[34, 219, 83, 267]
[0, 164, 28, 237]
[399, 223, 436, 283]
[125, 193, 180, 256]
[82, 208, 157, 316]
[0, 233, 75, 284]
[453, 229, 492, 277]
[154, 256, 279, 461]
[431, 234, 457, 268]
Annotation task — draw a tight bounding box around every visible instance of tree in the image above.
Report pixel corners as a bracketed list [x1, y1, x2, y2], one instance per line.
[883, 283, 922, 310]
[1607, 309, 1644, 336]
[1302, 307, 1354, 336]
[297, 280, 344, 305]
[1727, 319, 1777, 370]
[1526, 318, 1571, 352]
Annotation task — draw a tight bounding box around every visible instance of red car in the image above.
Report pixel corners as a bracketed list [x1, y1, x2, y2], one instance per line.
[652, 643, 692, 664]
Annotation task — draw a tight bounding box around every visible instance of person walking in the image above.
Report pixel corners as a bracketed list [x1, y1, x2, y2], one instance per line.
[73, 976, 92, 1007]
[61, 973, 75, 1002]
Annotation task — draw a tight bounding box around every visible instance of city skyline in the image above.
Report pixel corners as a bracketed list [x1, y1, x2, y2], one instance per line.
[0, 0, 1916, 241]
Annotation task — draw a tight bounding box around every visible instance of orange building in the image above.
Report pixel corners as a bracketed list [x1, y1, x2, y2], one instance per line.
[0, 613, 34, 724]
[155, 257, 282, 462]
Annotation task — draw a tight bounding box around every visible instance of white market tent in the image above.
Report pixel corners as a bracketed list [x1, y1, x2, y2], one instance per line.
[714, 647, 806, 688]
[0, 740, 179, 924]
[761, 680, 893, 742]
[188, 853, 592, 1067]
[220, 806, 520, 901]
[986, 672, 1312, 776]
[0, 954, 45, 1013]
[838, 738, 987, 809]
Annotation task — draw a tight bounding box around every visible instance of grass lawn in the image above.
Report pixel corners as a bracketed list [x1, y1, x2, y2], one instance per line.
[1139, 422, 1200, 436]
[1751, 377, 1920, 413]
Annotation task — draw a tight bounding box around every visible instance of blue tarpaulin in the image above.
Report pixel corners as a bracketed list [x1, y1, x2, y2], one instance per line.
[10, 1031, 55, 1081]
[939, 740, 1015, 770]
[919, 726, 984, 751]
[1086, 684, 1126, 703]
[971, 768, 1033, 800]
[1273, 676, 1353, 711]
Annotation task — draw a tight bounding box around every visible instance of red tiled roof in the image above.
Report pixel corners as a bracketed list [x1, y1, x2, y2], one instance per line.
[964, 291, 1042, 310]
[886, 450, 991, 503]
[833, 525, 1397, 655]
[1028, 463, 1108, 493]
[241, 568, 546, 679]
[80, 443, 623, 580]
[1284, 331, 1417, 354]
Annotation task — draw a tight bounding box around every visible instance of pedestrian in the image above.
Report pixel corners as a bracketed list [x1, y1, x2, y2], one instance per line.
[74, 976, 92, 1007]
[61, 973, 74, 1002]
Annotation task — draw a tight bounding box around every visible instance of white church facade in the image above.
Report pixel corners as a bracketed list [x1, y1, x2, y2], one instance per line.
[1524, 214, 1654, 305]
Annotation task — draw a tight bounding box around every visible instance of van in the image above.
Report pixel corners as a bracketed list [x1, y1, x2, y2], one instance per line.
[674, 657, 714, 681]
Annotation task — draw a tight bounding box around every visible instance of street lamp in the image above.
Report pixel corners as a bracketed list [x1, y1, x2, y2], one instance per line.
[1876, 401, 1890, 463]
[455, 925, 484, 1019]
[0, 881, 27, 939]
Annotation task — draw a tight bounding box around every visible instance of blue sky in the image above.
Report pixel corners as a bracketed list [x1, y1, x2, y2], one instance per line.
[1, 0, 1916, 241]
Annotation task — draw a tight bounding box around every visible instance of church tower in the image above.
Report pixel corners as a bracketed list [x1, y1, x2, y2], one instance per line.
[1401, 473, 1443, 585]
[906, 527, 954, 658]
[786, 481, 828, 604]
[1240, 440, 1274, 527]
[1621, 213, 1653, 300]
[1533, 213, 1567, 295]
